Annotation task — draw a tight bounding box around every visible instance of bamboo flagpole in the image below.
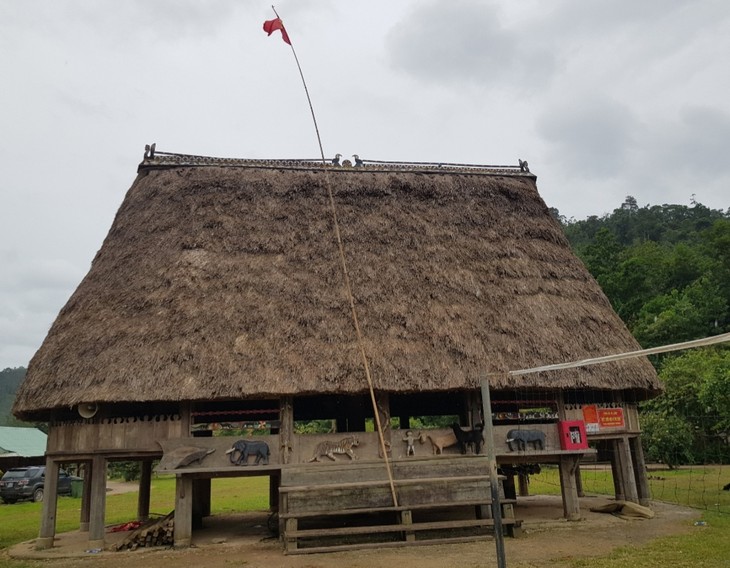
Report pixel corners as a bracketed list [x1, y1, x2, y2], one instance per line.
[263, 6, 399, 508]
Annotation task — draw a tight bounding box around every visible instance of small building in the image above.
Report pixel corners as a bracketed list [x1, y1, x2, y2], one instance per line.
[13, 152, 662, 552]
[0, 426, 47, 471]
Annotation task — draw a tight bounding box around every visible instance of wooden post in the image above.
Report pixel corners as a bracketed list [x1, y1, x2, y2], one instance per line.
[269, 473, 280, 511]
[192, 479, 211, 529]
[517, 473, 530, 497]
[174, 475, 193, 547]
[279, 396, 294, 465]
[88, 455, 107, 549]
[609, 439, 626, 501]
[617, 436, 639, 503]
[558, 455, 581, 520]
[480, 377, 507, 568]
[137, 460, 152, 522]
[575, 463, 585, 498]
[630, 435, 651, 505]
[400, 510, 416, 542]
[180, 402, 193, 436]
[375, 391, 391, 457]
[37, 458, 60, 549]
[79, 461, 92, 532]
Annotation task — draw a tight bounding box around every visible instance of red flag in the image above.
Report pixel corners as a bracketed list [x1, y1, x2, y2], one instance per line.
[263, 18, 291, 45]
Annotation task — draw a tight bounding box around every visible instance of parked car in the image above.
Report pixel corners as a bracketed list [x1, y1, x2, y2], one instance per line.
[0, 466, 79, 503]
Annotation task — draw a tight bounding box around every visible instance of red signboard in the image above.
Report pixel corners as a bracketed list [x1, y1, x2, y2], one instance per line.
[597, 408, 625, 429]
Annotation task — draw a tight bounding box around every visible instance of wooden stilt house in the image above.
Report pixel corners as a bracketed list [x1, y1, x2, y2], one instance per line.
[13, 151, 662, 552]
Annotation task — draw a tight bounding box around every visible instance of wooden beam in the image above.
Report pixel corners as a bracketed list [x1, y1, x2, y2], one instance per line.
[617, 436, 639, 503]
[279, 396, 294, 465]
[630, 436, 651, 505]
[37, 458, 60, 549]
[137, 460, 153, 521]
[174, 475, 194, 547]
[79, 461, 92, 531]
[558, 454, 581, 521]
[88, 455, 107, 549]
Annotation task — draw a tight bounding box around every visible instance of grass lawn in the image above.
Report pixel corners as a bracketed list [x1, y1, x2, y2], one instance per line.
[0, 475, 269, 550]
[530, 464, 730, 513]
[1, 469, 728, 567]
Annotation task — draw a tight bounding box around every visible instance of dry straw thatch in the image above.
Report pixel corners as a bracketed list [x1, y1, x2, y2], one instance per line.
[14, 163, 660, 420]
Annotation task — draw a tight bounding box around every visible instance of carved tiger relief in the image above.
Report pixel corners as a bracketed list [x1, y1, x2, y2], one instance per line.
[308, 436, 360, 462]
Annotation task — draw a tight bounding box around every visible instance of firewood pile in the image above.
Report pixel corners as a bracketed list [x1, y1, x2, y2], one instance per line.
[113, 511, 174, 551]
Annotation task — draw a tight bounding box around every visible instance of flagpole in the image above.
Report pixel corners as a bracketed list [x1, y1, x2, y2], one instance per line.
[267, 6, 399, 508]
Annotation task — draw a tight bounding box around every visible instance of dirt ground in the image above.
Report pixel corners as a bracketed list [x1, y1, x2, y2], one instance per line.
[5, 494, 700, 568]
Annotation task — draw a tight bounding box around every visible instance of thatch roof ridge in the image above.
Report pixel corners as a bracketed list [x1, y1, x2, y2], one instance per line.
[14, 163, 660, 420]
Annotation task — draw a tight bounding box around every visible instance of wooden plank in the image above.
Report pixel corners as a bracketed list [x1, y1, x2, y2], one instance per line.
[287, 517, 515, 538]
[285, 534, 492, 555]
[279, 499, 517, 519]
[280, 474, 491, 493]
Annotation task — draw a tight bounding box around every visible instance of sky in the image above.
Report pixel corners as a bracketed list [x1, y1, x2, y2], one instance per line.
[1, 0, 729, 370]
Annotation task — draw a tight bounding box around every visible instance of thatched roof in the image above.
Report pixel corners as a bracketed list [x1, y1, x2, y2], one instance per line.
[14, 156, 661, 420]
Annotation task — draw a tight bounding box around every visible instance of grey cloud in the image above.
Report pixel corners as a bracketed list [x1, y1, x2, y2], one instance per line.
[652, 106, 730, 172]
[536, 97, 637, 178]
[386, 0, 555, 92]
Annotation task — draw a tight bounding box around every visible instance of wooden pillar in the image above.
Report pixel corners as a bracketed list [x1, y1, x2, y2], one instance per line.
[88, 455, 107, 549]
[269, 473, 280, 512]
[558, 454, 581, 521]
[575, 463, 585, 498]
[375, 391, 391, 457]
[279, 396, 294, 465]
[630, 436, 651, 505]
[37, 458, 60, 549]
[137, 460, 153, 522]
[174, 475, 193, 547]
[617, 436, 639, 503]
[79, 461, 92, 532]
[398, 415, 410, 429]
[609, 439, 625, 501]
[517, 473, 530, 497]
[180, 402, 193, 436]
[192, 478, 211, 529]
[465, 391, 482, 427]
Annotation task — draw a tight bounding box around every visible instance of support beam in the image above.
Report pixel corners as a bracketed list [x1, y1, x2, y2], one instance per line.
[79, 461, 92, 532]
[137, 460, 152, 522]
[192, 478, 211, 529]
[88, 455, 107, 549]
[630, 436, 651, 505]
[517, 474, 530, 497]
[617, 436, 639, 503]
[174, 476, 194, 547]
[37, 458, 60, 549]
[558, 455, 581, 521]
[609, 439, 625, 501]
[375, 391, 391, 458]
[279, 396, 294, 465]
[575, 463, 585, 498]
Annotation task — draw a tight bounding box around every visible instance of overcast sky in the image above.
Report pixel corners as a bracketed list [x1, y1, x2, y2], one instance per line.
[1, 0, 729, 370]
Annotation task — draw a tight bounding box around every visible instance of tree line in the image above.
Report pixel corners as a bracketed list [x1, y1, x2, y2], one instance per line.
[559, 197, 730, 466]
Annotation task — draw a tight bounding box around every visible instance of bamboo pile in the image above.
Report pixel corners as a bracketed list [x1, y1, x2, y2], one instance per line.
[113, 512, 174, 551]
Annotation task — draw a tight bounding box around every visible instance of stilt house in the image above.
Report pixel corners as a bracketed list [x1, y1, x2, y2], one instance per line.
[13, 151, 662, 552]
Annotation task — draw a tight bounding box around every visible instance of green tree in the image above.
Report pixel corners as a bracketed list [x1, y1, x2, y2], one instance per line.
[640, 412, 694, 469]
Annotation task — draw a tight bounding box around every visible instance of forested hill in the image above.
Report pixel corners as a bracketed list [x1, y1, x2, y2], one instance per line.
[557, 197, 730, 349]
[0, 367, 27, 426]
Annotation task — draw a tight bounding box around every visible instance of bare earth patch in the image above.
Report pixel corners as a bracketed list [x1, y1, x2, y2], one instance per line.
[6, 496, 700, 568]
